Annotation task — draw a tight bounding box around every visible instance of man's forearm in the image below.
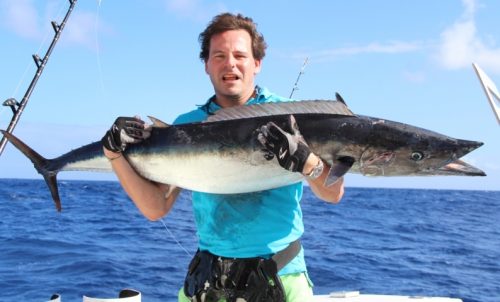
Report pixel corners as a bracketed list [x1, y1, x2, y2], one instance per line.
[103, 147, 179, 220]
[304, 154, 345, 203]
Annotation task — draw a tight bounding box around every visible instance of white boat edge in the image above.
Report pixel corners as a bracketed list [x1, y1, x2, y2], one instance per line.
[48, 289, 142, 302]
[46, 289, 463, 302]
[312, 290, 463, 302]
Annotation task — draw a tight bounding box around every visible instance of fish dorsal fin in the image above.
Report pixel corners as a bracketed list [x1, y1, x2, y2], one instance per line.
[148, 116, 170, 128]
[204, 99, 354, 122]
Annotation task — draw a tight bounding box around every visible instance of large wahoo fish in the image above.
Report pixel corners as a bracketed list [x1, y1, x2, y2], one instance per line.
[1, 95, 485, 211]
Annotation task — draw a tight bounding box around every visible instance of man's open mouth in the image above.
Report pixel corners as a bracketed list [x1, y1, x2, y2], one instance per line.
[223, 74, 239, 81]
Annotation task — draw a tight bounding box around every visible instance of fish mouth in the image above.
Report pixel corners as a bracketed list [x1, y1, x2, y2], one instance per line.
[434, 139, 485, 176]
[436, 159, 486, 176]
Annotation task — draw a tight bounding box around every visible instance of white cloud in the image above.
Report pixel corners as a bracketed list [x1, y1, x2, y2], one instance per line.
[0, 0, 111, 51]
[436, 0, 500, 73]
[0, 0, 40, 38]
[462, 0, 477, 18]
[165, 0, 227, 23]
[324, 41, 421, 56]
[288, 0, 500, 75]
[63, 11, 105, 51]
[402, 70, 426, 83]
[292, 41, 423, 62]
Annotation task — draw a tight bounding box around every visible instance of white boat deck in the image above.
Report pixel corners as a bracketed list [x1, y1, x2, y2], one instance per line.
[48, 289, 464, 302]
[313, 291, 463, 302]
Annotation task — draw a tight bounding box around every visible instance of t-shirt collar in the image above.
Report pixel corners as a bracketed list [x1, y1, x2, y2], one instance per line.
[200, 85, 269, 114]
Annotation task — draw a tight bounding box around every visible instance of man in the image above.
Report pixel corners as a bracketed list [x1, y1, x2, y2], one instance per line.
[101, 13, 346, 302]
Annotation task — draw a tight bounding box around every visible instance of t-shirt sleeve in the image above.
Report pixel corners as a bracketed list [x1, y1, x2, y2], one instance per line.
[173, 108, 207, 125]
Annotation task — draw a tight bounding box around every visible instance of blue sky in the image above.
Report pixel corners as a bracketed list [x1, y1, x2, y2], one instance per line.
[0, 0, 499, 190]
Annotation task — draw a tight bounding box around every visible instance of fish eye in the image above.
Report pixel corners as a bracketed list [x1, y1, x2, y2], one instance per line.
[410, 151, 424, 161]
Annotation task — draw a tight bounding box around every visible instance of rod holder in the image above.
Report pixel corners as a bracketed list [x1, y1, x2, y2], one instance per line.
[51, 21, 60, 33]
[32, 54, 43, 69]
[3, 98, 20, 114]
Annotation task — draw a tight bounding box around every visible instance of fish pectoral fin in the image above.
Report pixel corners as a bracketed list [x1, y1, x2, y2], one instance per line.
[148, 116, 170, 128]
[324, 156, 355, 187]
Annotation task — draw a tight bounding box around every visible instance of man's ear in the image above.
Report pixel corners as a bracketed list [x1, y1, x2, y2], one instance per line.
[254, 59, 262, 74]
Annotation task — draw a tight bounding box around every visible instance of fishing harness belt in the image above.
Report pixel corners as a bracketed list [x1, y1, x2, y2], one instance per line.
[183, 239, 301, 302]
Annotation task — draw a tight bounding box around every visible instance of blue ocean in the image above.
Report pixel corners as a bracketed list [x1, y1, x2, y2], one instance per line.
[0, 178, 498, 302]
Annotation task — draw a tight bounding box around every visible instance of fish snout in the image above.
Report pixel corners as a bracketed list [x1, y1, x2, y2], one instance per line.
[454, 139, 483, 158]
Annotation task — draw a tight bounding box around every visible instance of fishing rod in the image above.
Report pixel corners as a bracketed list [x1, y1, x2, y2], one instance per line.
[289, 57, 309, 98]
[0, 0, 77, 157]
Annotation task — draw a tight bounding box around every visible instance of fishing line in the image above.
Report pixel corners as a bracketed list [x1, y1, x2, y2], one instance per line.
[92, 1, 192, 260]
[159, 218, 193, 257]
[95, 0, 106, 97]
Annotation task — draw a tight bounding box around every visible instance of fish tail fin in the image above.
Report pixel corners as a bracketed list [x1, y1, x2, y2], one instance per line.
[1, 130, 62, 211]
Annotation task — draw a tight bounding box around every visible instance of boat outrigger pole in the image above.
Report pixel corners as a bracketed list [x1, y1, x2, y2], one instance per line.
[0, 0, 77, 157]
[473, 63, 500, 125]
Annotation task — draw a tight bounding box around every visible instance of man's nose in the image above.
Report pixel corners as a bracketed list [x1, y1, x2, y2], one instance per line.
[225, 55, 236, 68]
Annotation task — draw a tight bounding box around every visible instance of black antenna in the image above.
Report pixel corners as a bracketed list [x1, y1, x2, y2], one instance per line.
[289, 57, 309, 99]
[0, 0, 77, 157]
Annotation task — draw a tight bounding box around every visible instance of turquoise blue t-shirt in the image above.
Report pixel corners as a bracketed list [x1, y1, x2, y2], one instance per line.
[173, 86, 306, 276]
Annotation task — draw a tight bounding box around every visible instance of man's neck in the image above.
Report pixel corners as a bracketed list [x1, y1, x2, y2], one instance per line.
[215, 87, 257, 108]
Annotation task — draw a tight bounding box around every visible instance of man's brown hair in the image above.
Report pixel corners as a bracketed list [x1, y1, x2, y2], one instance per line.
[199, 13, 267, 62]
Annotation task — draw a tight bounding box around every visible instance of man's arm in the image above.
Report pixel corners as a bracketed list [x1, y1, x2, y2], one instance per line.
[302, 154, 344, 203]
[103, 148, 181, 220]
[258, 115, 348, 203]
[102, 117, 181, 221]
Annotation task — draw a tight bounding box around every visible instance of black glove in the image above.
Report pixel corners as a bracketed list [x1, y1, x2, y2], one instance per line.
[257, 115, 311, 173]
[101, 116, 151, 153]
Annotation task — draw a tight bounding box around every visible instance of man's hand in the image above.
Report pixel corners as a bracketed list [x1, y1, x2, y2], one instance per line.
[102, 116, 151, 153]
[257, 115, 311, 173]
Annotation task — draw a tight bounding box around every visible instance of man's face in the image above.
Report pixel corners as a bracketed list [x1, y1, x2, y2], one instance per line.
[205, 29, 262, 106]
